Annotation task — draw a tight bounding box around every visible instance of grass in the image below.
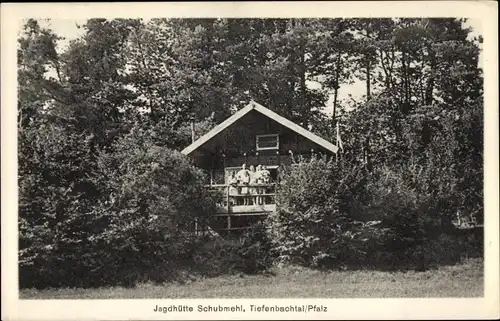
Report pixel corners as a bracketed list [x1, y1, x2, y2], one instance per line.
[20, 258, 483, 299]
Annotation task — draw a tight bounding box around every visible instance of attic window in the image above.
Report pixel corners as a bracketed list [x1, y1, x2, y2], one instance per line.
[256, 134, 279, 151]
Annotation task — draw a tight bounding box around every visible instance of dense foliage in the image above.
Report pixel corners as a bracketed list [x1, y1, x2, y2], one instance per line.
[18, 18, 483, 287]
[271, 157, 481, 270]
[192, 223, 274, 277]
[19, 127, 215, 288]
[269, 157, 368, 268]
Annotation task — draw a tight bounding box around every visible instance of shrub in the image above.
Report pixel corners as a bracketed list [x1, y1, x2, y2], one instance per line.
[233, 222, 274, 274]
[192, 223, 274, 277]
[267, 156, 480, 271]
[360, 166, 427, 267]
[268, 156, 368, 268]
[19, 127, 216, 288]
[354, 164, 482, 270]
[18, 122, 105, 288]
[84, 129, 216, 286]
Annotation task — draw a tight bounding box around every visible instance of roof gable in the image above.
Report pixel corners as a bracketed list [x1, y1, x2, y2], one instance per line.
[181, 101, 338, 155]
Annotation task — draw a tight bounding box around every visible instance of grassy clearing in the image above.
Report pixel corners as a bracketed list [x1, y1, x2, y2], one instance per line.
[20, 258, 483, 299]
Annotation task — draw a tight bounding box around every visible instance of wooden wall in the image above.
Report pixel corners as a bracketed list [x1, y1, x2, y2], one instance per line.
[190, 110, 334, 172]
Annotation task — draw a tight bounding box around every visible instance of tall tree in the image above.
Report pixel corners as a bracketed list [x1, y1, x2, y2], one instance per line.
[56, 19, 141, 147]
[353, 19, 382, 102]
[308, 19, 357, 126]
[17, 19, 62, 131]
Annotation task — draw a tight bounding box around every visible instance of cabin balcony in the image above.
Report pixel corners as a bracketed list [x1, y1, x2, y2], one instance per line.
[205, 183, 277, 214]
[200, 183, 277, 234]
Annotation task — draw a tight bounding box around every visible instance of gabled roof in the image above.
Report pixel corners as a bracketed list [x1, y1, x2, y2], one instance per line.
[181, 100, 339, 155]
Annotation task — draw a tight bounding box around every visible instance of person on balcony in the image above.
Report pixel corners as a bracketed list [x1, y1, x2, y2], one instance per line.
[255, 165, 264, 205]
[261, 165, 271, 204]
[249, 165, 258, 205]
[228, 172, 239, 205]
[236, 164, 251, 205]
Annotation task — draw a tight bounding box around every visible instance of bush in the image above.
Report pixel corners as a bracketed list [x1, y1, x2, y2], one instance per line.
[359, 165, 427, 268]
[86, 129, 216, 286]
[19, 122, 105, 288]
[268, 156, 481, 271]
[233, 223, 274, 274]
[19, 127, 216, 288]
[268, 156, 368, 269]
[192, 223, 274, 277]
[352, 164, 482, 270]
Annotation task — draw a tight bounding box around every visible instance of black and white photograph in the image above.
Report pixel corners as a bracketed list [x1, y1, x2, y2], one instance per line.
[1, 2, 499, 320]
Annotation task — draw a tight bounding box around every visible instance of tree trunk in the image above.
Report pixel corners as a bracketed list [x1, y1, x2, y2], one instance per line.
[293, 18, 308, 125]
[366, 59, 371, 101]
[365, 137, 372, 171]
[425, 76, 434, 105]
[401, 50, 410, 112]
[300, 46, 307, 122]
[332, 54, 341, 125]
[365, 26, 372, 102]
[332, 87, 338, 126]
[425, 50, 436, 105]
[191, 121, 195, 143]
[18, 108, 23, 132]
[379, 49, 393, 90]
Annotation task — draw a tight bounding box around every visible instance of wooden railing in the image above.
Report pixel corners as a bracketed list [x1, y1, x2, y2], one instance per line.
[200, 183, 277, 234]
[205, 183, 277, 213]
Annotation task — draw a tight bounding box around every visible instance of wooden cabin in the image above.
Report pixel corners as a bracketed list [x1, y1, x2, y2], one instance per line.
[182, 101, 338, 235]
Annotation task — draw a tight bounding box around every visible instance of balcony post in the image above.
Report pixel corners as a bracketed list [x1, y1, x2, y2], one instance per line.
[276, 150, 281, 183]
[222, 153, 226, 185]
[227, 185, 231, 232]
[227, 181, 230, 214]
